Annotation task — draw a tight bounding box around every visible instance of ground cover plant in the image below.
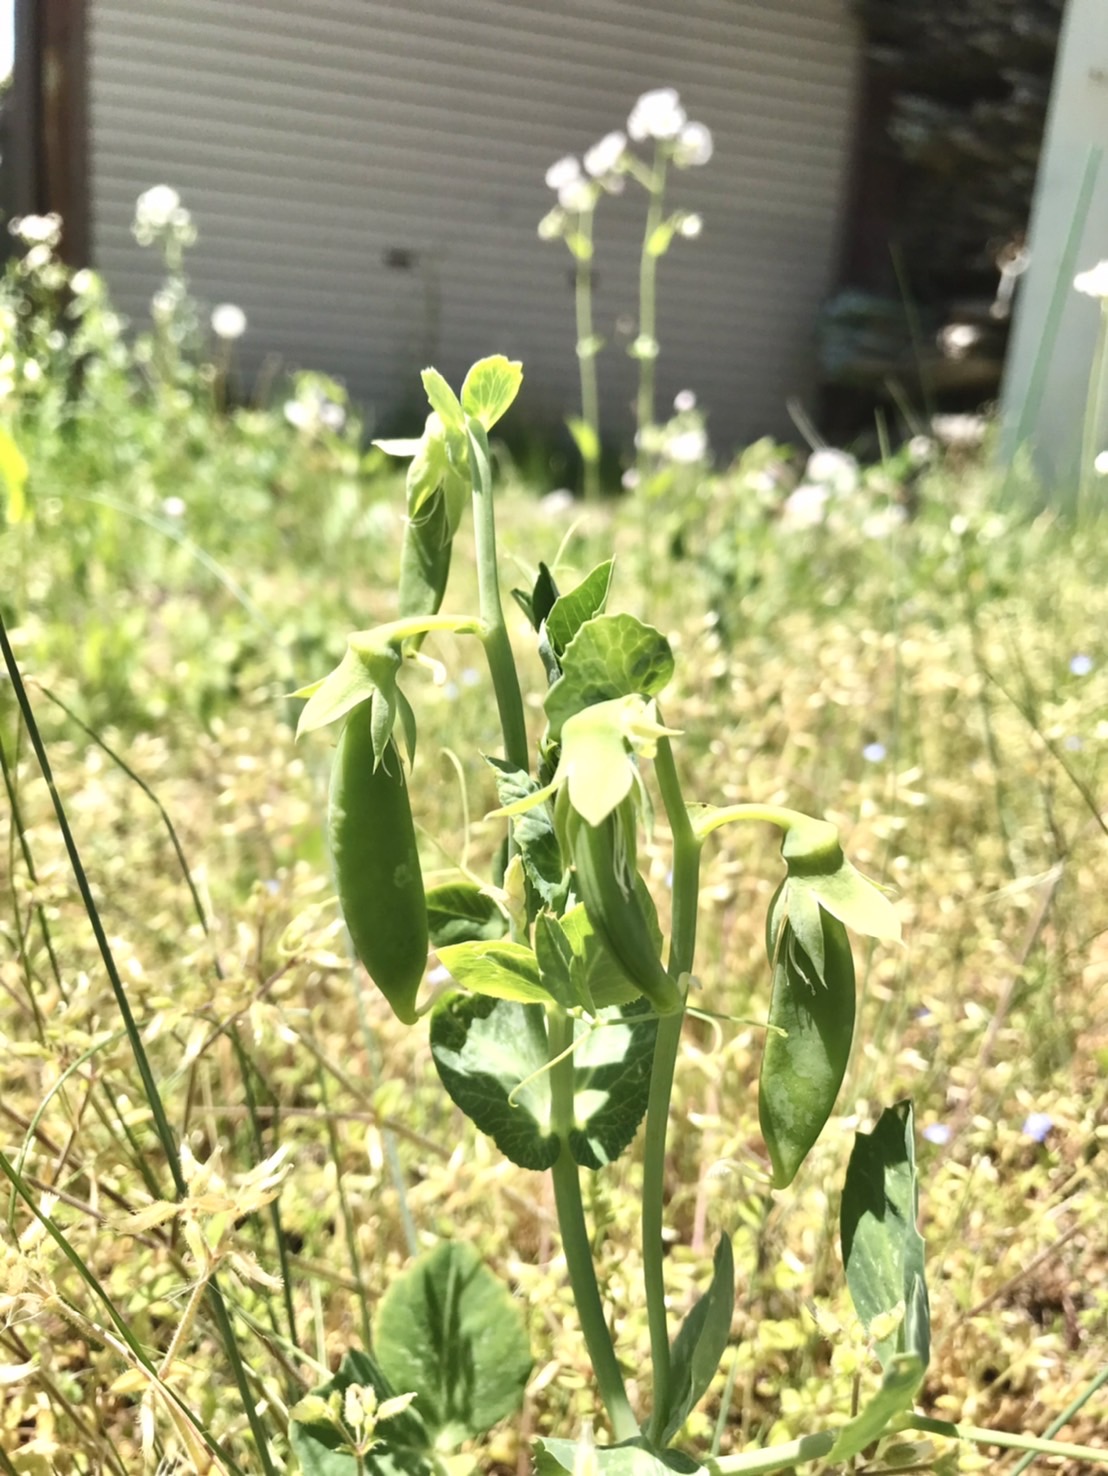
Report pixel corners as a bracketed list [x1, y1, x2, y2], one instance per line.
[0, 199, 1107, 1473]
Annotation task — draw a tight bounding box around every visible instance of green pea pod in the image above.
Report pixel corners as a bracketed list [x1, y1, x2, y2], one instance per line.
[398, 486, 452, 649]
[758, 880, 856, 1187]
[329, 702, 428, 1024]
[568, 798, 682, 1017]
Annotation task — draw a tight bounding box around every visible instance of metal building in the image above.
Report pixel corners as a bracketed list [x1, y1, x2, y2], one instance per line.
[17, 0, 862, 449]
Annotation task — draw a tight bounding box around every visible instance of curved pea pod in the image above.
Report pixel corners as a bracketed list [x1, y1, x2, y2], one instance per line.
[758, 879, 856, 1187]
[568, 797, 683, 1017]
[329, 702, 428, 1024]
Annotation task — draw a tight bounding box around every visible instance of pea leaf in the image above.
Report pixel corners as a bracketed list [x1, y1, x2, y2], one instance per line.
[289, 1348, 433, 1476]
[374, 1241, 531, 1450]
[420, 367, 465, 433]
[436, 940, 553, 1004]
[826, 1354, 926, 1464]
[544, 560, 614, 657]
[429, 994, 657, 1171]
[565, 415, 600, 465]
[758, 893, 856, 1187]
[544, 614, 674, 737]
[426, 883, 507, 948]
[558, 898, 661, 1011]
[430, 995, 559, 1170]
[295, 644, 401, 740]
[659, 1234, 735, 1445]
[535, 1438, 704, 1474]
[460, 355, 524, 430]
[842, 1101, 930, 1373]
[486, 758, 568, 909]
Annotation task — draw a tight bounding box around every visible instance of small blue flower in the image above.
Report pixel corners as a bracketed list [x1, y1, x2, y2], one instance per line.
[1064, 735, 1083, 752]
[922, 1123, 951, 1145]
[863, 741, 887, 763]
[1070, 653, 1094, 677]
[1021, 1112, 1053, 1143]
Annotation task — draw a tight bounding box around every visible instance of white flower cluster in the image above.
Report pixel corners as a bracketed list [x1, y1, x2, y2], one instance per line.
[9, 214, 62, 250]
[1074, 260, 1108, 301]
[133, 184, 196, 249]
[627, 87, 713, 167]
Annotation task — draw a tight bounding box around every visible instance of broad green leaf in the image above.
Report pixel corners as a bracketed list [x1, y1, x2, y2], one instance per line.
[295, 643, 401, 740]
[426, 883, 507, 948]
[826, 1354, 926, 1463]
[374, 1242, 531, 1449]
[544, 561, 614, 658]
[431, 995, 559, 1170]
[436, 940, 553, 1005]
[460, 355, 523, 430]
[486, 758, 568, 910]
[660, 1234, 735, 1444]
[0, 426, 29, 525]
[535, 911, 591, 1012]
[289, 1348, 433, 1476]
[759, 891, 856, 1188]
[420, 367, 465, 433]
[535, 1438, 704, 1475]
[558, 897, 661, 1011]
[545, 614, 674, 737]
[842, 1101, 930, 1372]
[511, 562, 561, 634]
[429, 993, 657, 1171]
[566, 1000, 658, 1169]
[566, 415, 600, 465]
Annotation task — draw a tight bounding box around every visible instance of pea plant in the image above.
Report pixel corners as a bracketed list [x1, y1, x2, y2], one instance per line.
[290, 358, 1106, 1476]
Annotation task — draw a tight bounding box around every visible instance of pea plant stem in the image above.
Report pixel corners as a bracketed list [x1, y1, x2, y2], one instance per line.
[574, 206, 602, 502]
[634, 146, 669, 482]
[466, 420, 530, 776]
[548, 1008, 639, 1443]
[643, 734, 702, 1444]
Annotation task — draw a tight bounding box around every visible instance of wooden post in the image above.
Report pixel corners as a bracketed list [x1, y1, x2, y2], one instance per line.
[1000, 0, 1108, 490]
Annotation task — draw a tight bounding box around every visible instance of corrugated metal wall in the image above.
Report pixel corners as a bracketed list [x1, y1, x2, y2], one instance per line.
[87, 0, 860, 450]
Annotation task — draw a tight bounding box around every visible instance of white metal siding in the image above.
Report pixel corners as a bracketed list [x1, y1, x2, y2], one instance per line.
[87, 0, 860, 449]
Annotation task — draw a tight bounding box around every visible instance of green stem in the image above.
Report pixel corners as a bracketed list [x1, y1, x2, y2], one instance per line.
[1009, 1362, 1108, 1475]
[574, 207, 602, 502]
[692, 803, 838, 852]
[466, 421, 529, 774]
[707, 1414, 1108, 1474]
[905, 1415, 1108, 1464]
[643, 735, 701, 1444]
[1078, 296, 1108, 520]
[634, 147, 669, 482]
[548, 1009, 638, 1442]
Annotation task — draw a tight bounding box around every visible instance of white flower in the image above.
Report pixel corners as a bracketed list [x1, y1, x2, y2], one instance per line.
[907, 434, 934, 465]
[22, 360, 42, 385]
[673, 389, 697, 413]
[162, 496, 186, 518]
[134, 185, 182, 231]
[1095, 450, 1108, 475]
[862, 505, 907, 539]
[211, 303, 247, 340]
[150, 287, 177, 322]
[584, 131, 627, 179]
[70, 268, 96, 296]
[673, 121, 713, 168]
[678, 213, 702, 239]
[939, 322, 980, 359]
[1074, 261, 1108, 300]
[932, 413, 986, 448]
[781, 483, 829, 530]
[665, 426, 708, 464]
[538, 208, 565, 241]
[545, 156, 582, 192]
[628, 87, 686, 143]
[558, 177, 596, 213]
[10, 214, 61, 248]
[805, 447, 860, 495]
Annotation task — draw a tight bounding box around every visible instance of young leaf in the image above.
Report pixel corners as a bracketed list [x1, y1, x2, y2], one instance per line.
[544, 613, 674, 737]
[535, 910, 593, 1012]
[566, 415, 600, 465]
[758, 895, 856, 1188]
[460, 355, 524, 430]
[825, 1354, 926, 1464]
[374, 1242, 531, 1450]
[426, 882, 507, 948]
[0, 426, 29, 525]
[544, 560, 615, 657]
[289, 1348, 433, 1476]
[842, 1101, 930, 1373]
[436, 940, 553, 1005]
[420, 367, 465, 432]
[659, 1233, 735, 1444]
